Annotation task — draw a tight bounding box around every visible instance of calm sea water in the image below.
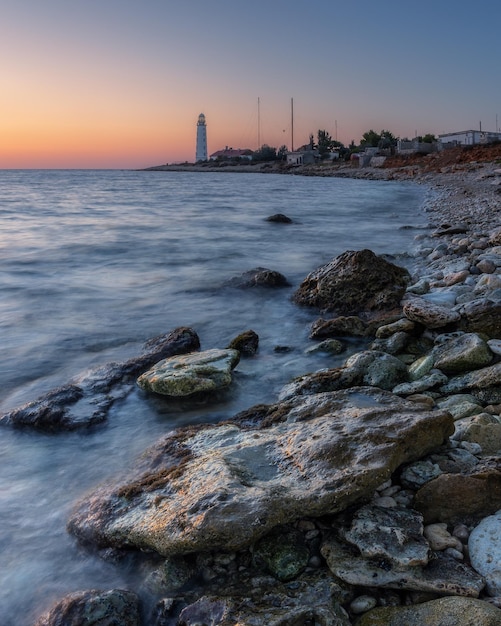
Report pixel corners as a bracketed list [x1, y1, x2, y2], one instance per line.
[0, 169, 428, 624]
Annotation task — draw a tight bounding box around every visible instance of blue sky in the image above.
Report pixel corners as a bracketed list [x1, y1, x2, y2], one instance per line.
[2, 0, 500, 167]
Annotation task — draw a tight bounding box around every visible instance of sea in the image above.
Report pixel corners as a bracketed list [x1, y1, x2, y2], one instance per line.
[0, 169, 429, 624]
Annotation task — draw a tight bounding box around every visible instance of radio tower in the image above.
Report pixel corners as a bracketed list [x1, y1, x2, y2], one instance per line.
[196, 113, 208, 162]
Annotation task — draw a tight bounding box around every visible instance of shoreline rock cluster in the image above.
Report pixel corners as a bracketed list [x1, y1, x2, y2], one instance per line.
[28, 162, 501, 624]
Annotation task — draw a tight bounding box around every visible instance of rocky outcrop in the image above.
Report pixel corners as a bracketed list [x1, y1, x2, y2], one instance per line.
[67, 387, 453, 557]
[0, 327, 200, 431]
[293, 249, 410, 314]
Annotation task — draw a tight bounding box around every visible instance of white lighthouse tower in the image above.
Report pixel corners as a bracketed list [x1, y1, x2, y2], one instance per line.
[195, 113, 208, 162]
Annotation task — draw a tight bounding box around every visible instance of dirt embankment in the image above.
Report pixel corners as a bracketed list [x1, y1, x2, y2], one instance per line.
[384, 142, 501, 173]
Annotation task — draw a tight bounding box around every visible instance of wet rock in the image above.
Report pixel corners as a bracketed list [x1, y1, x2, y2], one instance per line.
[370, 331, 410, 355]
[177, 572, 351, 626]
[460, 421, 501, 455]
[310, 316, 368, 339]
[399, 460, 442, 489]
[343, 350, 408, 390]
[278, 365, 361, 400]
[0, 327, 201, 431]
[34, 589, 140, 626]
[392, 370, 448, 396]
[142, 556, 195, 594]
[341, 505, 430, 568]
[406, 278, 430, 295]
[253, 527, 309, 581]
[477, 258, 497, 273]
[432, 223, 469, 236]
[278, 350, 408, 400]
[457, 298, 501, 338]
[433, 332, 493, 374]
[402, 296, 461, 329]
[414, 458, 501, 524]
[375, 317, 416, 338]
[423, 523, 463, 552]
[137, 348, 240, 397]
[488, 339, 501, 355]
[439, 362, 501, 395]
[227, 330, 259, 356]
[67, 387, 453, 557]
[436, 394, 484, 421]
[408, 354, 435, 381]
[469, 509, 501, 596]
[349, 594, 377, 615]
[265, 213, 293, 223]
[227, 267, 290, 288]
[305, 339, 344, 355]
[356, 596, 501, 626]
[293, 249, 410, 314]
[321, 538, 484, 596]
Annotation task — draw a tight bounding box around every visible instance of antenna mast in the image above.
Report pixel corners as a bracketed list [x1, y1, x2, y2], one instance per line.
[257, 97, 261, 149]
[291, 97, 294, 152]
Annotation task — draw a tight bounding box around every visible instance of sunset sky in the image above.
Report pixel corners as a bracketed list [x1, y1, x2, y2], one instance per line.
[2, 1, 500, 169]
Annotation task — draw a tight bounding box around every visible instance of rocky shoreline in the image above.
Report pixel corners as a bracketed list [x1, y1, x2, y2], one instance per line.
[19, 160, 501, 624]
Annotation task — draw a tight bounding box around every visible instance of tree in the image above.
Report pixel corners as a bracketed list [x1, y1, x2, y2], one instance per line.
[360, 129, 381, 148]
[253, 144, 277, 162]
[318, 129, 341, 159]
[421, 133, 437, 144]
[277, 145, 288, 161]
[360, 129, 396, 149]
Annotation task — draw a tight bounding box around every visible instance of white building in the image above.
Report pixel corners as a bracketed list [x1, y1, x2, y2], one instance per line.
[196, 113, 208, 162]
[438, 129, 501, 146]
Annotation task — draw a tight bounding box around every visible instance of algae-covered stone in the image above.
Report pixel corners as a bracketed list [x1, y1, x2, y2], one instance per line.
[356, 596, 501, 626]
[433, 332, 493, 374]
[253, 527, 309, 581]
[137, 348, 240, 396]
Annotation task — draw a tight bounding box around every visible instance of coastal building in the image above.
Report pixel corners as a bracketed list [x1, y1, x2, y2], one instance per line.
[209, 147, 253, 161]
[438, 129, 501, 147]
[196, 113, 208, 162]
[397, 139, 437, 155]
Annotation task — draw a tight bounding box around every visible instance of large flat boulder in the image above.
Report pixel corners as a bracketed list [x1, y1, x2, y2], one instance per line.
[293, 249, 410, 314]
[68, 387, 453, 557]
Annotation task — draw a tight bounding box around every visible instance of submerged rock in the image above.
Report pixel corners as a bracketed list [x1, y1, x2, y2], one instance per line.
[293, 249, 410, 314]
[226, 267, 290, 288]
[136, 348, 240, 396]
[0, 327, 201, 431]
[67, 387, 453, 557]
[265, 213, 293, 223]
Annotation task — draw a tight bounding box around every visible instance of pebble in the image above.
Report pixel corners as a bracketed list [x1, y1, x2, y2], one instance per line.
[350, 595, 378, 614]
